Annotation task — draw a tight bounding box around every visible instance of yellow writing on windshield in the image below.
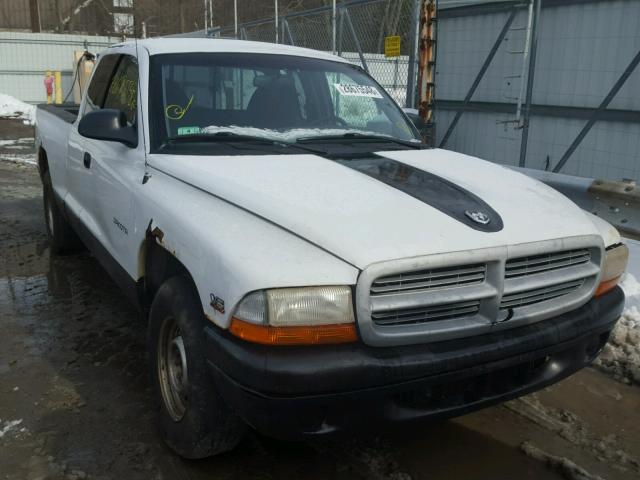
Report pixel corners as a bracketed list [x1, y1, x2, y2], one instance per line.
[165, 95, 194, 120]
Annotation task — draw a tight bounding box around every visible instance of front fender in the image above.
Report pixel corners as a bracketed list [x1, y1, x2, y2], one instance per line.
[584, 211, 621, 247]
[135, 167, 359, 329]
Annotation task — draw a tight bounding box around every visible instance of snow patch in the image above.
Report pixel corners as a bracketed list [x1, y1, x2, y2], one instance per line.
[506, 395, 640, 472]
[0, 93, 36, 125]
[594, 240, 640, 384]
[0, 137, 34, 148]
[201, 125, 413, 143]
[595, 285, 640, 384]
[620, 271, 640, 306]
[0, 419, 23, 438]
[0, 154, 37, 167]
[521, 442, 605, 480]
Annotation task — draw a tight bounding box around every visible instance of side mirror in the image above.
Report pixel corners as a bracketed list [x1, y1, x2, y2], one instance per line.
[78, 109, 137, 148]
[402, 107, 426, 133]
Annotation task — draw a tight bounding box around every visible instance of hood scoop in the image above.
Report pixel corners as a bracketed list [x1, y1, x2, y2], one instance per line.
[335, 155, 503, 233]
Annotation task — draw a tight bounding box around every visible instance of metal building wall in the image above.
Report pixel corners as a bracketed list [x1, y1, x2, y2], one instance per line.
[436, 0, 640, 182]
[0, 32, 117, 104]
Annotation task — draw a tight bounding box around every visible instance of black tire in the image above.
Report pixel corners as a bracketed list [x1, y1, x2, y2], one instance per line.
[42, 171, 82, 254]
[148, 275, 246, 458]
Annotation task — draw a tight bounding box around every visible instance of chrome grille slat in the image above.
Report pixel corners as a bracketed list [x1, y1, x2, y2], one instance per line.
[500, 280, 585, 309]
[370, 264, 486, 296]
[505, 249, 591, 278]
[374, 265, 486, 284]
[506, 253, 590, 272]
[369, 283, 497, 312]
[371, 272, 486, 294]
[503, 262, 599, 295]
[372, 301, 481, 326]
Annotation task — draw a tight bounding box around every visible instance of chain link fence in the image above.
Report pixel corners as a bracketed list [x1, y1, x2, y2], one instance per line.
[211, 0, 420, 107]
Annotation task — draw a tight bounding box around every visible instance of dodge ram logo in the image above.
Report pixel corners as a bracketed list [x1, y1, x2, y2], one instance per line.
[465, 210, 491, 225]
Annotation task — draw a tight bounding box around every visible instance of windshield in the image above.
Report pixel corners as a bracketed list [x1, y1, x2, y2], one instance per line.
[148, 53, 419, 152]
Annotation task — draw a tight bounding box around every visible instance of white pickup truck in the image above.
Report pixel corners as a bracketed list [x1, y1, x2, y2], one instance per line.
[35, 38, 627, 458]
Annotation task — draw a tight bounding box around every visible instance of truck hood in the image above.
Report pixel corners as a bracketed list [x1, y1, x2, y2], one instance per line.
[149, 148, 599, 269]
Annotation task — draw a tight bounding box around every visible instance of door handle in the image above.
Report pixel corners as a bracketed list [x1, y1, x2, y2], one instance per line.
[83, 152, 91, 169]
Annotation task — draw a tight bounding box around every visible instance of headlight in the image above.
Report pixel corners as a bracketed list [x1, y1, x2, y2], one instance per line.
[230, 286, 357, 345]
[595, 243, 629, 297]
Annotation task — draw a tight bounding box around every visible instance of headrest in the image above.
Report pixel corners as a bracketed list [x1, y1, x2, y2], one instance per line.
[253, 74, 294, 89]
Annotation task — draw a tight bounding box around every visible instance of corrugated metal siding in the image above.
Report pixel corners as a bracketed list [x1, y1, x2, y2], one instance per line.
[0, 32, 118, 103]
[535, 0, 640, 110]
[437, 10, 526, 104]
[436, 0, 640, 182]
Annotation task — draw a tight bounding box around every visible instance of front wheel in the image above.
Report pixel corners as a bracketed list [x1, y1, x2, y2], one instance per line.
[148, 276, 246, 458]
[42, 171, 82, 254]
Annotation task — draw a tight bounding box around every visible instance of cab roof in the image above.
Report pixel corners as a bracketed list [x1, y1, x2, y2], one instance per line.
[109, 37, 350, 64]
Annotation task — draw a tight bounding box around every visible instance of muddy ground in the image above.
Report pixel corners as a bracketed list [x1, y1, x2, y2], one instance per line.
[1, 118, 639, 480]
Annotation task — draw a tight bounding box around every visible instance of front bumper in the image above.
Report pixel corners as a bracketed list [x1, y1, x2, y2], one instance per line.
[205, 287, 624, 438]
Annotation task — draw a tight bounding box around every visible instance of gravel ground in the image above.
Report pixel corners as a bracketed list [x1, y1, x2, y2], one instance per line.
[1, 118, 639, 480]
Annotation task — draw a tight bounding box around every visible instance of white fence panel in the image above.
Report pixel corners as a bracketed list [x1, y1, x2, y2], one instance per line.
[0, 32, 119, 104]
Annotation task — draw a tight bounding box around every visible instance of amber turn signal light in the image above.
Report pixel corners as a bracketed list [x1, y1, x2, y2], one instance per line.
[229, 317, 358, 345]
[594, 275, 621, 298]
[594, 244, 629, 298]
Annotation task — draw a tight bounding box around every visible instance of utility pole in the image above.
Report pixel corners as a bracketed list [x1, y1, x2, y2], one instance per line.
[275, 0, 279, 43]
[234, 0, 238, 38]
[179, 0, 186, 33]
[518, 0, 542, 167]
[209, 0, 213, 32]
[332, 0, 337, 54]
[29, 0, 41, 33]
[406, 0, 420, 108]
[202, 0, 213, 33]
[417, 0, 437, 145]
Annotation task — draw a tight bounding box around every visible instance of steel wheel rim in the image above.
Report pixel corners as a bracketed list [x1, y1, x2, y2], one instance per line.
[158, 317, 188, 421]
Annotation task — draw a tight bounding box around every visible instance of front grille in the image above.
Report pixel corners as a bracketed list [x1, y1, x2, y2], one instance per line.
[500, 279, 585, 310]
[505, 249, 591, 278]
[370, 263, 486, 296]
[372, 300, 481, 326]
[359, 240, 601, 346]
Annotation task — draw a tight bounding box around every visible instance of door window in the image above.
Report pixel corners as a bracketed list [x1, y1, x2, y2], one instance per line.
[103, 55, 139, 126]
[84, 54, 120, 115]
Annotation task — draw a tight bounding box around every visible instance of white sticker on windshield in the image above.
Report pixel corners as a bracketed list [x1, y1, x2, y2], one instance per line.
[334, 83, 383, 98]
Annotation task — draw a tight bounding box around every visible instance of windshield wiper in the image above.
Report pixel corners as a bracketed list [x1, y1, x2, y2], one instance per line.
[296, 132, 423, 149]
[161, 132, 287, 148]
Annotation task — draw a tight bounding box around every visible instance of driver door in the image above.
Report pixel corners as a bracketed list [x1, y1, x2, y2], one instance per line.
[66, 54, 120, 228]
[82, 54, 144, 277]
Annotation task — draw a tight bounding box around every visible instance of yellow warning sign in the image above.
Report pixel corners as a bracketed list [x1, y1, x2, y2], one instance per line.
[384, 35, 401, 57]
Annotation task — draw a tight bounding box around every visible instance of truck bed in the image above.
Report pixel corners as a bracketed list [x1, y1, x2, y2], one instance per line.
[37, 103, 79, 124]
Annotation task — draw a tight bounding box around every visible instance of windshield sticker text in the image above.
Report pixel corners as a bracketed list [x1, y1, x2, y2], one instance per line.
[334, 84, 383, 99]
[165, 94, 194, 120]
